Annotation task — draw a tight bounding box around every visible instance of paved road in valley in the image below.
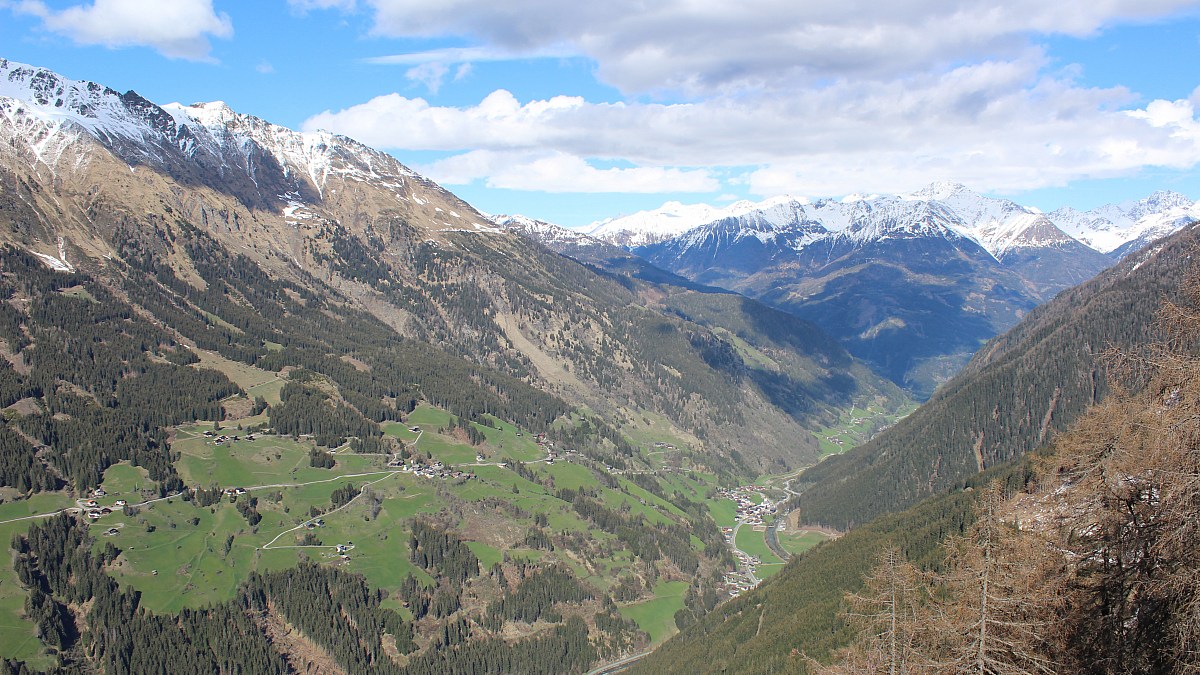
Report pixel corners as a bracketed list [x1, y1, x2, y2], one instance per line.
[585, 650, 651, 675]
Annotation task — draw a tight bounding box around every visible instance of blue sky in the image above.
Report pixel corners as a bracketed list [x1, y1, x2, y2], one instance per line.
[2, 0, 1200, 227]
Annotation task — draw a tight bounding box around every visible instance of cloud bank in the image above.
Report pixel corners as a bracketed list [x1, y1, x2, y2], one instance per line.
[303, 0, 1200, 197]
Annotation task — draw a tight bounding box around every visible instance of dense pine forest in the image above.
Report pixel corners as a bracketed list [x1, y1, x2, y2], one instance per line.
[817, 275, 1200, 673]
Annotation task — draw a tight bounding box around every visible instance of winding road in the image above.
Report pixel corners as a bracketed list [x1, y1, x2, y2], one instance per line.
[730, 519, 761, 585]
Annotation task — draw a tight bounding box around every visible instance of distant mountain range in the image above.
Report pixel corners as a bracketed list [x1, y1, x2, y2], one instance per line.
[587, 183, 1200, 258]
[559, 184, 1200, 396]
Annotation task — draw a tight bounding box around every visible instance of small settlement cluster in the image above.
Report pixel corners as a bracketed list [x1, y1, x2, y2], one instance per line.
[715, 485, 780, 597]
[81, 487, 128, 521]
[202, 429, 255, 445]
[714, 485, 777, 526]
[394, 459, 476, 481]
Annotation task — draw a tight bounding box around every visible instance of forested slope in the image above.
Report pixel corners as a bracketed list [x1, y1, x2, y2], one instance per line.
[817, 276, 1200, 674]
[628, 461, 1038, 675]
[638, 255, 1200, 674]
[792, 222, 1200, 529]
[0, 59, 911, 474]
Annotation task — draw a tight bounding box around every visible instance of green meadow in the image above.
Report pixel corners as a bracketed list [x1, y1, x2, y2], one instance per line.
[619, 580, 689, 644]
[777, 529, 831, 556]
[815, 398, 916, 457]
[736, 525, 783, 567]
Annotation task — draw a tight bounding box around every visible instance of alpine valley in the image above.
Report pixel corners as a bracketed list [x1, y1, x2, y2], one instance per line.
[0, 58, 912, 673]
[1, 54, 1199, 675]
[582, 186, 1200, 397]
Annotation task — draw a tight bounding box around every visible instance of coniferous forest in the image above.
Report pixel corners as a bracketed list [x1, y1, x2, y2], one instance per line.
[814, 274, 1200, 674]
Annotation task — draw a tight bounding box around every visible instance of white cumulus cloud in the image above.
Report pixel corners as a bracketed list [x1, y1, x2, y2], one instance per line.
[305, 54, 1200, 198]
[422, 150, 718, 193]
[10, 0, 233, 61]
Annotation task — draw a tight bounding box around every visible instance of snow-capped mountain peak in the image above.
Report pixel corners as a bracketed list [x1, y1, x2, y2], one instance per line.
[167, 100, 238, 127]
[0, 58, 429, 204]
[586, 195, 811, 248]
[973, 213, 1078, 258]
[1125, 190, 1194, 219]
[1049, 191, 1200, 255]
[902, 180, 970, 202]
[493, 213, 592, 245]
[0, 59, 506, 238]
[0, 58, 174, 145]
[837, 199, 968, 244]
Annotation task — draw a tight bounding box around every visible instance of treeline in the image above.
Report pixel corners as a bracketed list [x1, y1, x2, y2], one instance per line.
[400, 615, 596, 675]
[0, 247, 237, 491]
[626, 473, 728, 560]
[0, 423, 60, 493]
[270, 379, 380, 447]
[410, 520, 480, 585]
[113, 224, 573, 440]
[114, 362, 237, 427]
[548, 416, 636, 464]
[243, 563, 414, 675]
[20, 390, 184, 493]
